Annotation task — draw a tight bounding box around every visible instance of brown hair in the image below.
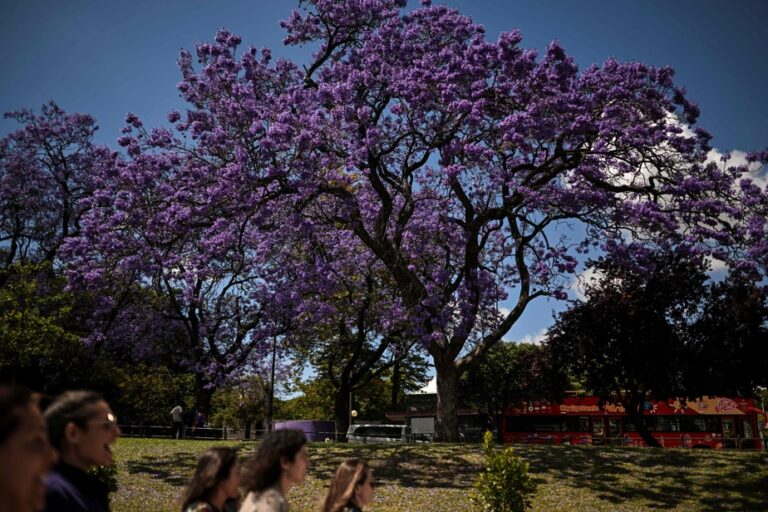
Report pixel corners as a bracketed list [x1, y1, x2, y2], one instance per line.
[241, 429, 307, 492]
[44, 390, 104, 451]
[181, 447, 239, 511]
[319, 459, 370, 512]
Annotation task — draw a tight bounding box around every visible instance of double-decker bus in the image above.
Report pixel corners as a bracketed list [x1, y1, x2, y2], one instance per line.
[502, 396, 766, 450]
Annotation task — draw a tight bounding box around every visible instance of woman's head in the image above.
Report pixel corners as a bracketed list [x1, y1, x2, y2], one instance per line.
[44, 390, 120, 470]
[0, 385, 56, 512]
[320, 459, 374, 512]
[181, 447, 240, 511]
[242, 429, 308, 493]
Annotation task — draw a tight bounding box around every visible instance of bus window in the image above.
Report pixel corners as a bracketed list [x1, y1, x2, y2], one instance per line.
[722, 417, 737, 449]
[592, 418, 604, 441]
[579, 416, 590, 433]
[722, 418, 735, 437]
[740, 418, 755, 449]
[608, 418, 621, 437]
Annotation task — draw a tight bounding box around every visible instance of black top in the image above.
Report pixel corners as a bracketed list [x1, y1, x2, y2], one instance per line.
[45, 462, 111, 512]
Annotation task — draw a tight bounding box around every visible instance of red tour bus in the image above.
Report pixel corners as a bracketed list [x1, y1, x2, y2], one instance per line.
[502, 396, 767, 450]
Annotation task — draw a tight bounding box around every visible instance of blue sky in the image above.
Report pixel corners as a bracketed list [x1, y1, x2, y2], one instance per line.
[2, 0, 767, 352]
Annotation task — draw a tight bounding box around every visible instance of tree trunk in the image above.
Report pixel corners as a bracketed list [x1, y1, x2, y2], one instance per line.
[433, 355, 459, 442]
[624, 398, 661, 448]
[194, 375, 213, 426]
[334, 381, 352, 442]
[390, 360, 401, 410]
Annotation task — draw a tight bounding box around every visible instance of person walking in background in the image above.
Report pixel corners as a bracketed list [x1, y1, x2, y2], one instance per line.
[195, 409, 206, 429]
[171, 404, 184, 439]
[181, 447, 241, 512]
[44, 390, 121, 512]
[319, 459, 375, 512]
[0, 385, 57, 512]
[239, 429, 309, 512]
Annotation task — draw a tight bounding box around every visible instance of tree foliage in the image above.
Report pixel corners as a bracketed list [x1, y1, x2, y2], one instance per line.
[545, 253, 767, 447]
[460, 341, 568, 418]
[0, 101, 98, 273]
[5, 1, 768, 443]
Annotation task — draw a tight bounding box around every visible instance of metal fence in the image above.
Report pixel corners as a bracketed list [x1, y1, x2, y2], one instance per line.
[118, 425, 345, 441]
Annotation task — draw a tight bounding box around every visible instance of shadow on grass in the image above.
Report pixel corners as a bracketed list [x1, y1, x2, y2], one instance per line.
[124, 452, 199, 487]
[306, 443, 483, 490]
[517, 445, 768, 511]
[118, 439, 768, 512]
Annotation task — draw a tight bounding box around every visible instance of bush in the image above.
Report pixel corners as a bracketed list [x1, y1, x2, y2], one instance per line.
[471, 431, 535, 512]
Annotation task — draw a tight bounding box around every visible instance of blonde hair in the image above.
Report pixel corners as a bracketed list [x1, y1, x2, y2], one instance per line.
[319, 459, 370, 512]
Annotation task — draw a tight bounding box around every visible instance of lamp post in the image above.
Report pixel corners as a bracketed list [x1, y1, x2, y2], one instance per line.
[267, 336, 277, 432]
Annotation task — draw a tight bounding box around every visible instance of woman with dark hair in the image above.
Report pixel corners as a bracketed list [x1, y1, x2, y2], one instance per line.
[319, 459, 375, 512]
[43, 390, 121, 512]
[0, 385, 56, 512]
[239, 429, 309, 512]
[181, 447, 241, 512]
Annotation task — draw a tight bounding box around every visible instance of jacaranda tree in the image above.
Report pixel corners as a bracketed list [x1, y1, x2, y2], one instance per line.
[281, 222, 424, 437]
[276, 0, 767, 439]
[63, 106, 297, 410]
[66, 0, 767, 440]
[1, 101, 99, 274]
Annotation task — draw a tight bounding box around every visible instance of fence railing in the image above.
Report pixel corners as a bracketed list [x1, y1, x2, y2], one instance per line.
[118, 425, 347, 441]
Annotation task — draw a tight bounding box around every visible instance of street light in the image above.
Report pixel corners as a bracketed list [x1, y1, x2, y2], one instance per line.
[351, 409, 358, 424]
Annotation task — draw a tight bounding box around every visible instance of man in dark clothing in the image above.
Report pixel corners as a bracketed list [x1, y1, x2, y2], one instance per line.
[45, 462, 110, 512]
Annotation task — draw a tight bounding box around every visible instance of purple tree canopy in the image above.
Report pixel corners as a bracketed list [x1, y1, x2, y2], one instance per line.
[63, 106, 297, 389]
[0, 101, 99, 271]
[59, 0, 767, 438]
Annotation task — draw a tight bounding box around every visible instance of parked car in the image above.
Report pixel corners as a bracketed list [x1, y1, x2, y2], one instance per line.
[346, 424, 412, 443]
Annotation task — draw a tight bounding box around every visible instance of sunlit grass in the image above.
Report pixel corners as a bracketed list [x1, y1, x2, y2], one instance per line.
[111, 438, 768, 512]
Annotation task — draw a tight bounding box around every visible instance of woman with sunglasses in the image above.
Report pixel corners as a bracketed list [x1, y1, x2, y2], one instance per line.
[319, 459, 375, 512]
[43, 390, 121, 512]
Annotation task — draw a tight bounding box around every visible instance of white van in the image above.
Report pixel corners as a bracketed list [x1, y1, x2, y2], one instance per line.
[346, 424, 411, 443]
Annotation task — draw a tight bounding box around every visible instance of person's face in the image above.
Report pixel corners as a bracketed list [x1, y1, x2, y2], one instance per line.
[221, 460, 241, 500]
[282, 445, 309, 484]
[0, 403, 56, 512]
[355, 469, 375, 508]
[67, 400, 121, 469]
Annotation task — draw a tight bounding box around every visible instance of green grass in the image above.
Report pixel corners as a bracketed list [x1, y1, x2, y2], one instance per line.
[111, 438, 768, 512]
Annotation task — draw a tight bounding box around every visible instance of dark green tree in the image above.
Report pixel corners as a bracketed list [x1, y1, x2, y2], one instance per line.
[460, 341, 568, 420]
[683, 276, 768, 395]
[545, 253, 708, 447]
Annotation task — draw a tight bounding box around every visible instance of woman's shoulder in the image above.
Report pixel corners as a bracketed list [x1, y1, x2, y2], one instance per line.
[183, 501, 216, 512]
[239, 488, 287, 512]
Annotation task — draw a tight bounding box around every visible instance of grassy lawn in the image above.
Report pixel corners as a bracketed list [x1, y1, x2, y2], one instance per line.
[112, 438, 768, 512]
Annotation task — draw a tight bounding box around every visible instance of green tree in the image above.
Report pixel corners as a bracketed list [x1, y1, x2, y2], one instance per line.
[460, 342, 568, 420]
[545, 253, 767, 447]
[209, 375, 269, 433]
[684, 276, 768, 395]
[112, 364, 196, 426]
[0, 262, 88, 390]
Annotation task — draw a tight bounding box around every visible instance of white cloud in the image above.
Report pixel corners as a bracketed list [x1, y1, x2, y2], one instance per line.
[518, 328, 547, 346]
[416, 376, 437, 394]
[568, 267, 603, 301]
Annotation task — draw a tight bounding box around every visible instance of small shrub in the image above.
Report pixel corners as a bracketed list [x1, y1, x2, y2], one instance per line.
[90, 462, 118, 493]
[471, 431, 535, 512]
